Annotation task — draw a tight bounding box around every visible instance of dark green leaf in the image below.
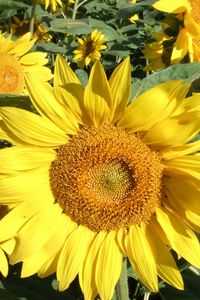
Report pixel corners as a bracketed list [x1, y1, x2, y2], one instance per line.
[36, 42, 67, 54]
[116, 0, 156, 19]
[0, 95, 35, 112]
[0, 0, 30, 10]
[50, 19, 92, 35]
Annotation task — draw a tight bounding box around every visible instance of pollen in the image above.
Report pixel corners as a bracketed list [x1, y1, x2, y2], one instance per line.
[50, 125, 163, 232]
[0, 54, 24, 94]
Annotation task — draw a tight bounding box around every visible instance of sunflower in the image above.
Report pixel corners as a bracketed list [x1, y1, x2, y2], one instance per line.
[37, 0, 63, 12]
[0, 32, 52, 95]
[153, 0, 200, 63]
[73, 29, 107, 68]
[143, 32, 172, 72]
[11, 16, 52, 43]
[0, 56, 200, 300]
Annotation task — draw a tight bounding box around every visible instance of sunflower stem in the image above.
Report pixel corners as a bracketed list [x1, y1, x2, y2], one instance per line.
[72, 0, 80, 20]
[29, 0, 36, 38]
[114, 257, 129, 300]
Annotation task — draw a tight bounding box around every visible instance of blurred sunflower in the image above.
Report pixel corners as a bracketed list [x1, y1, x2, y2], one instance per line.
[0, 32, 52, 95]
[153, 0, 200, 62]
[73, 29, 107, 68]
[0, 56, 200, 300]
[143, 32, 172, 71]
[11, 16, 52, 42]
[37, 0, 63, 12]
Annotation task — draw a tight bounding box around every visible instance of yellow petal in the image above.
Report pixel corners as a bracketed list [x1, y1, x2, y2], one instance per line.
[164, 155, 200, 181]
[143, 111, 200, 147]
[79, 231, 107, 300]
[19, 52, 48, 65]
[0, 116, 15, 142]
[21, 215, 77, 277]
[38, 253, 59, 278]
[153, 0, 190, 13]
[156, 207, 200, 268]
[95, 231, 122, 300]
[54, 56, 85, 122]
[54, 55, 80, 85]
[10, 204, 63, 264]
[184, 12, 200, 39]
[0, 196, 53, 241]
[0, 107, 68, 148]
[126, 224, 158, 292]
[171, 29, 189, 64]
[0, 146, 55, 172]
[118, 81, 189, 131]
[0, 238, 16, 255]
[8, 33, 36, 57]
[160, 140, 200, 160]
[146, 222, 183, 290]
[109, 57, 131, 122]
[165, 177, 200, 214]
[116, 228, 127, 254]
[84, 61, 112, 126]
[25, 74, 79, 135]
[0, 165, 54, 205]
[23, 65, 53, 81]
[57, 225, 95, 291]
[0, 248, 8, 277]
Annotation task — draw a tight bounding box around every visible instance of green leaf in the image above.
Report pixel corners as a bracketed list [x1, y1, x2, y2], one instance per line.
[0, 275, 83, 300]
[0, 0, 30, 10]
[36, 42, 67, 54]
[116, 0, 156, 19]
[131, 63, 200, 100]
[0, 8, 17, 19]
[0, 95, 35, 112]
[75, 69, 88, 87]
[49, 19, 92, 35]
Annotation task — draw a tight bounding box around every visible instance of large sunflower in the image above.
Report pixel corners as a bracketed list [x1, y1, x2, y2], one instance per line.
[0, 32, 52, 94]
[0, 56, 200, 300]
[153, 0, 200, 63]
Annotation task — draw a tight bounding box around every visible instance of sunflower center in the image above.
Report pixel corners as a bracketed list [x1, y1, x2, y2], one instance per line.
[84, 40, 96, 56]
[50, 125, 163, 232]
[0, 54, 24, 94]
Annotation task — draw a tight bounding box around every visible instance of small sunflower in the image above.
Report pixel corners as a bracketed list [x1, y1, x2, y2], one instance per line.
[37, 0, 63, 12]
[11, 16, 52, 43]
[0, 56, 200, 299]
[153, 0, 200, 63]
[0, 32, 52, 95]
[143, 32, 173, 72]
[73, 29, 107, 68]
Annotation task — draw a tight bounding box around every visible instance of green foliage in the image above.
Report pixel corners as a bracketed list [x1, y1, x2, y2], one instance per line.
[130, 63, 200, 100]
